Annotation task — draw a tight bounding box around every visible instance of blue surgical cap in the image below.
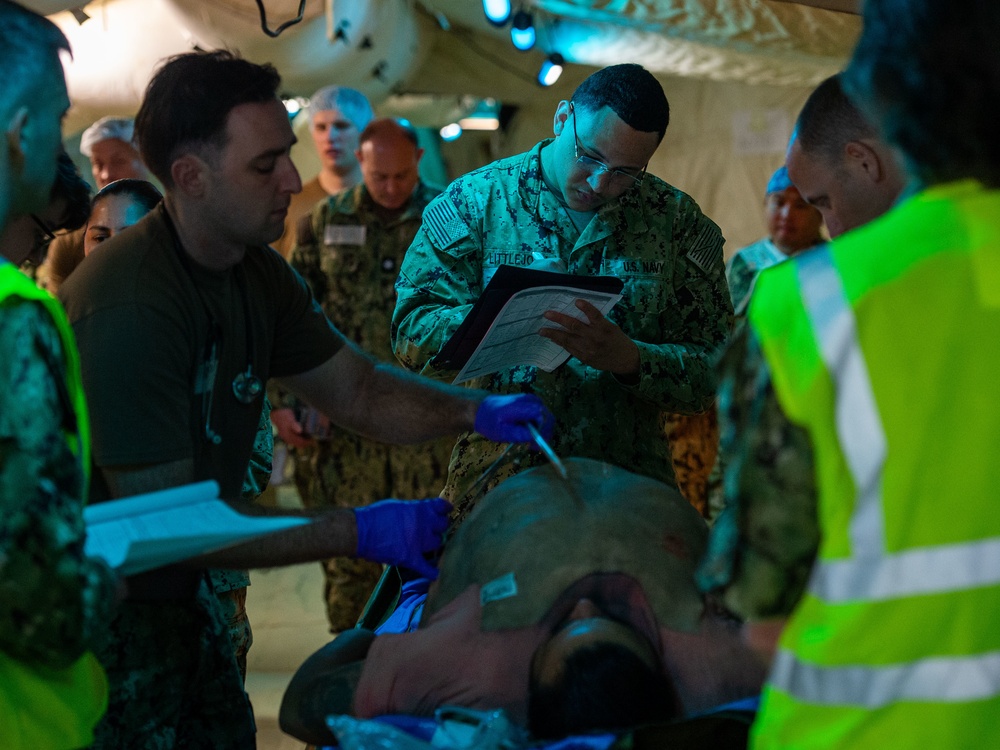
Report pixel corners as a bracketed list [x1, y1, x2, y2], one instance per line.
[766, 165, 794, 195]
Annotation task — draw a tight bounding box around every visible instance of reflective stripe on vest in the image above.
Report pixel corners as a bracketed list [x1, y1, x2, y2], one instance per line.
[796, 247, 887, 559]
[771, 647, 1000, 708]
[771, 245, 1000, 706]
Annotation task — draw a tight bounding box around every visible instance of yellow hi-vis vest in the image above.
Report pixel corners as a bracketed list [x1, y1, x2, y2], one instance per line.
[748, 180, 1000, 748]
[0, 260, 107, 749]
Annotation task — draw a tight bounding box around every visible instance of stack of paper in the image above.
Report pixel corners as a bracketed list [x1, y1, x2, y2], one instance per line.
[83, 481, 310, 576]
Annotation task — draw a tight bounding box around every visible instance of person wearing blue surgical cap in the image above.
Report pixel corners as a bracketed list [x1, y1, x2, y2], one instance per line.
[725, 166, 823, 317]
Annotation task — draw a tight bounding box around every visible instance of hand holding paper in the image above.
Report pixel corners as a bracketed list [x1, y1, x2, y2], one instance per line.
[540, 298, 641, 375]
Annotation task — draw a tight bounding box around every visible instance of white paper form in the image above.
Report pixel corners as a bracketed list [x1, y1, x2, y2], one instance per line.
[84, 481, 310, 576]
[453, 285, 622, 384]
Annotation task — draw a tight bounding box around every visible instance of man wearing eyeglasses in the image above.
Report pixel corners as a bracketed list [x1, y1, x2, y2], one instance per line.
[393, 64, 733, 524]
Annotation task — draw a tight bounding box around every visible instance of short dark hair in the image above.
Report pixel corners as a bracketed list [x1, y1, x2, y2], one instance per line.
[571, 64, 670, 142]
[134, 50, 282, 187]
[794, 74, 877, 164]
[91, 178, 163, 217]
[52, 150, 93, 232]
[843, 0, 1000, 187]
[0, 1, 69, 120]
[527, 640, 680, 739]
[359, 118, 419, 149]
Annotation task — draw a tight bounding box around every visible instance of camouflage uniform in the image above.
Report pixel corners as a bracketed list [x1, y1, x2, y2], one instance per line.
[697, 320, 819, 620]
[666, 409, 719, 517]
[0, 276, 117, 670]
[208, 396, 273, 683]
[91, 580, 255, 749]
[725, 237, 786, 318]
[287, 182, 453, 632]
[90, 406, 268, 748]
[392, 140, 733, 524]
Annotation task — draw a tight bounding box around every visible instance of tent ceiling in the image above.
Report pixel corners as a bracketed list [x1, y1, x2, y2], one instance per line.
[28, 0, 861, 132]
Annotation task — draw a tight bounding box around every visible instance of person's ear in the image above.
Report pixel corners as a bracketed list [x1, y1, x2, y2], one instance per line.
[355, 147, 364, 165]
[170, 154, 208, 197]
[553, 100, 571, 137]
[414, 147, 425, 166]
[4, 106, 30, 174]
[844, 140, 885, 183]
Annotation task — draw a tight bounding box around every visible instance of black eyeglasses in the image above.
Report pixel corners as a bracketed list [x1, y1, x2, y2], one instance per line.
[28, 214, 57, 264]
[569, 102, 646, 187]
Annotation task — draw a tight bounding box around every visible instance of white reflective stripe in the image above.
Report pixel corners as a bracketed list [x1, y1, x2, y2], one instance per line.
[812, 536, 1000, 602]
[771, 647, 1000, 708]
[796, 247, 887, 554]
[796, 249, 1000, 603]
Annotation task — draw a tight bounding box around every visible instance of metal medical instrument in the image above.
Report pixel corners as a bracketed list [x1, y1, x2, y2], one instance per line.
[527, 422, 568, 480]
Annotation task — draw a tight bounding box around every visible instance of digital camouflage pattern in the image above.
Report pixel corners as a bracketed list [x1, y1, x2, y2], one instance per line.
[0, 294, 117, 669]
[207, 394, 272, 682]
[91, 385, 271, 744]
[90, 581, 255, 749]
[392, 141, 732, 525]
[288, 182, 453, 631]
[697, 321, 819, 620]
[725, 237, 787, 318]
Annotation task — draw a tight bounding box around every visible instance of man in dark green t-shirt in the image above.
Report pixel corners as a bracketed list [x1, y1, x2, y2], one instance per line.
[60, 50, 552, 749]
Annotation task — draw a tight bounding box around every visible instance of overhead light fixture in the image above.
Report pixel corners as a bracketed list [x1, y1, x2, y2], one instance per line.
[482, 0, 512, 26]
[458, 98, 502, 131]
[70, 7, 91, 25]
[459, 116, 500, 131]
[509, 10, 535, 51]
[282, 96, 308, 117]
[440, 123, 463, 141]
[537, 53, 564, 87]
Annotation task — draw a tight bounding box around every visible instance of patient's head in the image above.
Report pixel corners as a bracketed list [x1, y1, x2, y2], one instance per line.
[527, 598, 680, 738]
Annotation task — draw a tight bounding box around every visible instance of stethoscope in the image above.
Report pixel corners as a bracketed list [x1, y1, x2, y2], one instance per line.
[163, 209, 264, 445]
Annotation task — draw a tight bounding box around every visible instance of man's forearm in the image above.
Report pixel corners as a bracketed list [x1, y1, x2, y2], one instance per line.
[281, 345, 483, 446]
[352, 360, 482, 444]
[103, 461, 360, 569]
[190, 505, 359, 569]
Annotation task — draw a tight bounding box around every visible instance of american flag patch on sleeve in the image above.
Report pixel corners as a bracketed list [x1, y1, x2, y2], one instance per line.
[424, 198, 470, 249]
[686, 225, 724, 275]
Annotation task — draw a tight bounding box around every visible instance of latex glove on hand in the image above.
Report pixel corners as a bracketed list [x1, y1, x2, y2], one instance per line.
[474, 394, 554, 444]
[353, 497, 452, 579]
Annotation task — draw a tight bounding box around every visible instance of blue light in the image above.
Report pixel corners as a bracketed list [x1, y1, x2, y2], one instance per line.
[537, 53, 564, 87]
[510, 10, 535, 51]
[439, 123, 463, 142]
[482, 0, 512, 26]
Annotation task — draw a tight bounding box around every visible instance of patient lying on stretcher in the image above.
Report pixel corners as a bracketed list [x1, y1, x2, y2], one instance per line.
[280, 458, 766, 745]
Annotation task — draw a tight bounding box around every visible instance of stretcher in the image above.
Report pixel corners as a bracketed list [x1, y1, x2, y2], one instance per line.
[317, 570, 758, 750]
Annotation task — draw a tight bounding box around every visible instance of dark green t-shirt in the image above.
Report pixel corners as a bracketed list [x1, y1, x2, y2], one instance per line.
[61, 204, 344, 501]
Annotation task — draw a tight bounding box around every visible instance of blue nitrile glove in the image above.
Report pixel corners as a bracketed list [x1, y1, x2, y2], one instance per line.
[474, 394, 554, 444]
[353, 498, 452, 579]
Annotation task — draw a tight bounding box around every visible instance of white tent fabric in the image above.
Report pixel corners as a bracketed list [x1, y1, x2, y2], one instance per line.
[36, 0, 858, 253]
[536, 0, 859, 86]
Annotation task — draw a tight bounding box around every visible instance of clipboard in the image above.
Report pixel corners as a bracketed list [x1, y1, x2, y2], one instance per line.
[432, 265, 624, 371]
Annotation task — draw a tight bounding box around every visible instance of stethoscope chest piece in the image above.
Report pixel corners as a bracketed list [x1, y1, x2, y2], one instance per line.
[232, 367, 264, 405]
